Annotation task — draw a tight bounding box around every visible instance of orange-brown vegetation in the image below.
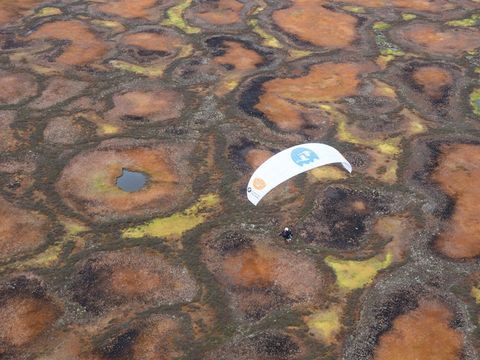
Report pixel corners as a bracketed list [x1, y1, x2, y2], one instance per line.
[375, 215, 414, 261]
[0, 0, 45, 25]
[255, 62, 366, 130]
[223, 247, 274, 287]
[109, 266, 165, 297]
[0, 297, 59, 348]
[374, 300, 463, 360]
[104, 90, 184, 125]
[244, 149, 273, 169]
[399, 24, 480, 56]
[122, 31, 184, 53]
[213, 41, 263, 71]
[412, 66, 453, 99]
[131, 315, 183, 360]
[0, 196, 48, 260]
[36, 330, 95, 360]
[56, 139, 193, 222]
[192, 0, 244, 25]
[273, 0, 357, 48]
[210, 241, 323, 302]
[0, 72, 37, 105]
[31, 77, 87, 109]
[72, 247, 198, 311]
[432, 144, 480, 259]
[27, 20, 108, 65]
[96, 0, 158, 19]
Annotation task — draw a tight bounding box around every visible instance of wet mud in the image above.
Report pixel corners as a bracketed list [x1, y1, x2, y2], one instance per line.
[1, 0, 480, 359]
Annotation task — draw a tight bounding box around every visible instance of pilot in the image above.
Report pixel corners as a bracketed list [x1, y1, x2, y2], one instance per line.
[279, 227, 293, 242]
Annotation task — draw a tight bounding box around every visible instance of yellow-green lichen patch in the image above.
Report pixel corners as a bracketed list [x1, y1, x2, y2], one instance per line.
[110, 60, 167, 77]
[34, 7, 62, 17]
[319, 105, 404, 183]
[99, 124, 120, 135]
[305, 306, 342, 344]
[288, 49, 312, 60]
[380, 48, 405, 56]
[472, 287, 480, 304]
[342, 5, 365, 13]
[249, 19, 283, 48]
[336, 115, 401, 156]
[110, 41, 192, 76]
[162, 0, 200, 34]
[61, 218, 89, 240]
[372, 79, 397, 99]
[91, 19, 125, 32]
[252, 0, 267, 15]
[470, 88, 480, 116]
[308, 166, 349, 182]
[122, 194, 220, 239]
[224, 79, 239, 91]
[325, 252, 393, 291]
[376, 54, 396, 69]
[18, 243, 65, 269]
[0, 241, 66, 273]
[373, 22, 391, 31]
[400, 108, 428, 136]
[409, 119, 427, 134]
[378, 161, 398, 184]
[402, 13, 417, 21]
[447, 14, 480, 27]
[375, 30, 405, 60]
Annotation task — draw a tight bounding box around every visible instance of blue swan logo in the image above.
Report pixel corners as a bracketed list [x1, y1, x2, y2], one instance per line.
[291, 147, 319, 166]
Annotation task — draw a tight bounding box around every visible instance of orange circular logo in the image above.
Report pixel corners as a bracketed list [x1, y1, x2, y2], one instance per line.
[253, 177, 266, 190]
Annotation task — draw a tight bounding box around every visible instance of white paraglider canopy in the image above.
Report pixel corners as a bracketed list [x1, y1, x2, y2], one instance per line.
[246, 143, 352, 205]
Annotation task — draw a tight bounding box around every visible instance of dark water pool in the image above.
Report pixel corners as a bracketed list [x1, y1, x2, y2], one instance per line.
[116, 169, 148, 192]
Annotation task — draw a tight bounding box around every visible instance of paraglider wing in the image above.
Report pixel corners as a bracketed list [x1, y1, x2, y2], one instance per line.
[246, 143, 352, 205]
